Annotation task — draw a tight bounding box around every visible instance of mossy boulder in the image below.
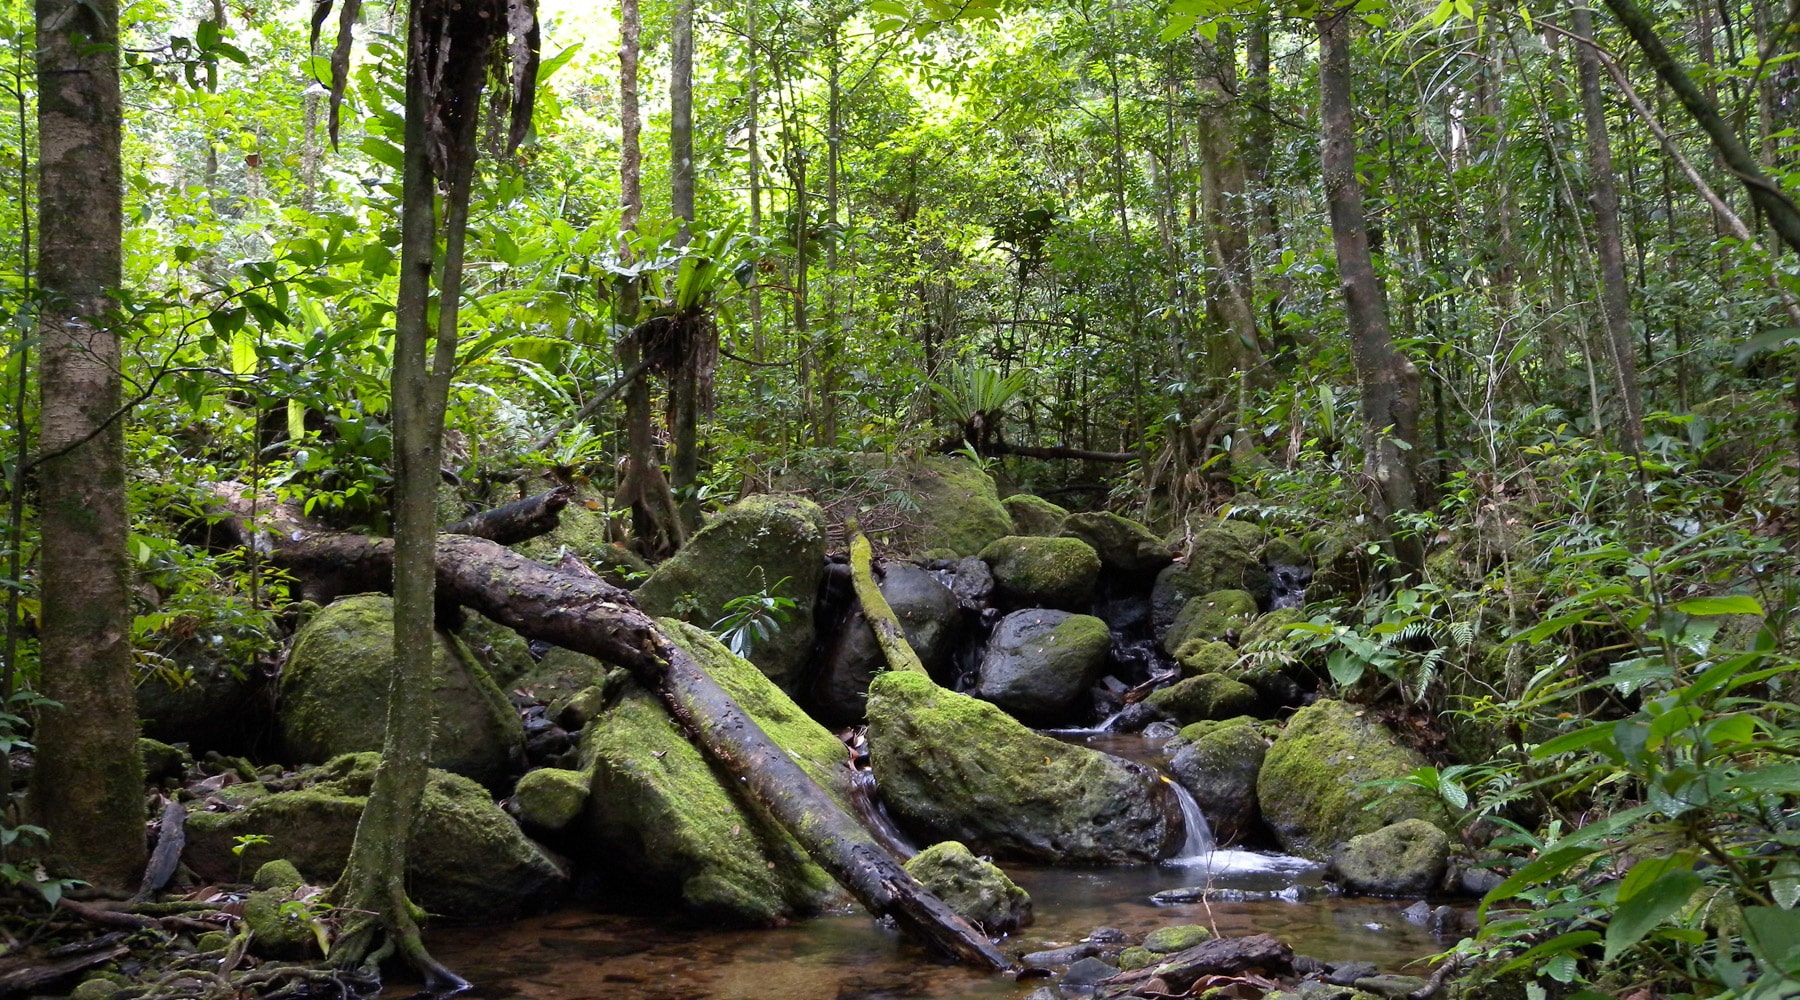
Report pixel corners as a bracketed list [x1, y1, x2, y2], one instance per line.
[1303, 528, 1376, 603]
[253, 859, 303, 890]
[902, 840, 1033, 934]
[979, 535, 1102, 611]
[509, 766, 590, 833]
[243, 884, 324, 959]
[578, 621, 847, 923]
[1058, 512, 1172, 577]
[1239, 608, 1305, 648]
[1163, 590, 1259, 653]
[974, 610, 1112, 724]
[139, 738, 192, 783]
[184, 753, 568, 921]
[278, 594, 524, 790]
[1004, 494, 1070, 537]
[1331, 818, 1450, 897]
[1257, 700, 1438, 858]
[1172, 640, 1238, 677]
[881, 456, 1015, 557]
[1143, 924, 1213, 953]
[513, 646, 613, 705]
[1144, 673, 1258, 726]
[1166, 717, 1267, 845]
[867, 670, 1181, 863]
[459, 613, 537, 688]
[634, 495, 829, 691]
[1152, 530, 1270, 634]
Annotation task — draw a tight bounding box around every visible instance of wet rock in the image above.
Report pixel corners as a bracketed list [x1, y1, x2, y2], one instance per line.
[1166, 717, 1267, 845]
[1111, 701, 1171, 733]
[185, 753, 568, 922]
[1164, 590, 1259, 653]
[136, 639, 269, 755]
[1144, 672, 1258, 726]
[1258, 700, 1439, 858]
[139, 738, 192, 783]
[1087, 927, 1128, 943]
[951, 555, 995, 610]
[1152, 531, 1271, 636]
[459, 612, 537, 688]
[1004, 494, 1071, 536]
[1354, 975, 1429, 998]
[1401, 900, 1433, 925]
[902, 840, 1033, 934]
[1058, 511, 1173, 577]
[1022, 942, 1104, 968]
[1324, 961, 1380, 986]
[814, 565, 964, 722]
[976, 610, 1112, 723]
[278, 594, 524, 790]
[867, 670, 1181, 863]
[1460, 865, 1507, 896]
[580, 621, 848, 922]
[509, 766, 589, 833]
[1062, 956, 1120, 988]
[635, 495, 830, 691]
[1332, 819, 1450, 896]
[980, 535, 1102, 611]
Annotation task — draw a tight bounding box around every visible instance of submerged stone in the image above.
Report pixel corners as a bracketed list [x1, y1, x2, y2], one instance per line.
[867, 670, 1181, 864]
[635, 495, 830, 692]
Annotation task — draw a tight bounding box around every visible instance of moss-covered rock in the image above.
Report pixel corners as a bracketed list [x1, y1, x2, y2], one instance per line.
[136, 639, 269, 755]
[1257, 700, 1438, 858]
[1152, 531, 1271, 635]
[634, 495, 829, 691]
[813, 564, 963, 724]
[1172, 640, 1238, 677]
[510, 766, 589, 833]
[278, 594, 524, 789]
[867, 670, 1180, 863]
[1145, 673, 1258, 726]
[902, 840, 1033, 934]
[1058, 512, 1173, 576]
[1239, 608, 1305, 648]
[139, 738, 192, 783]
[975, 610, 1112, 724]
[513, 485, 650, 586]
[1143, 924, 1213, 953]
[243, 885, 324, 959]
[979, 535, 1102, 611]
[1003, 495, 1070, 537]
[1331, 818, 1450, 897]
[578, 621, 846, 923]
[185, 754, 568, 921]
[513, 646, 614, 706]
[1260, 534, 1308, 567]
[253, 859, 303, 891]
[1163, 590, 1259, 653]
[459, 613, 537, 688]
[1118, 946, 1155, 971]
[1303, 528, 1376, 603]
[1166, 717, 1267, 846]
[882, 456, 1016, 557]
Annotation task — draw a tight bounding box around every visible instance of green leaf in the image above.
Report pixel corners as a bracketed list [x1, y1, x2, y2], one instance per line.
[1733, 327, 1800, 368]
[1743, 906, 1800, 975]
[361, 136, 404, 171]
[1327, 648, 1366, 688]
[230, 329, 257, 376]
[1533, 722, 1617, 758]
[1605, 867, 1700, 962]
[1496, 931, 1601, 975]
[288, 399, 307, 441]
[1672, 595, 1763, 617]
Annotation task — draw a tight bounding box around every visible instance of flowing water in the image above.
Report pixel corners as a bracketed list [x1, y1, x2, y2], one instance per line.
[411, 732, 1462, 999]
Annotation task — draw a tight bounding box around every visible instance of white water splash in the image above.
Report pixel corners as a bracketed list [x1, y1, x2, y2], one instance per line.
[1165, 778, 1216, 858]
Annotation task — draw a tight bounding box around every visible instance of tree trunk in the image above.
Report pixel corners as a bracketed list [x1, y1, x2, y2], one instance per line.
[1194, 27, 1262, 381]
[271, 532, 1011, 971]
[1317, 4, 1424, 578]
[1573, 5, 1645, 456]
[29, 0, 146, 891]
[1243, 16, 1298, 350]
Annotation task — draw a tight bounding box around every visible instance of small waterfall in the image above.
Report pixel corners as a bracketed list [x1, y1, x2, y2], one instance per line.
[1164, 777, 1216, 859]
[846, 768, 917, 859]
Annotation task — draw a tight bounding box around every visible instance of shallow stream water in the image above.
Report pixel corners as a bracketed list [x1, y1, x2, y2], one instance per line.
[413, 733, 1461, 999]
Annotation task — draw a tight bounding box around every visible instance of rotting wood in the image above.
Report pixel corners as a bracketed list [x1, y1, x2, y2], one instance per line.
[846, 521, 927, 676]
[441, 485, 575, 544]
[269, 530, 1013, 971]
[1094, 933, 1293, 998]
[0, 943, 131, 994]
[133, 796, 187, 902]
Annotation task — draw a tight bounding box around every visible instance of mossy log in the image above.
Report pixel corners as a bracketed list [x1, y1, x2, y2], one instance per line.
[1094, 933, 1293, 998]
[847, 525, 928, 676]
[271, 532, 1011, 971]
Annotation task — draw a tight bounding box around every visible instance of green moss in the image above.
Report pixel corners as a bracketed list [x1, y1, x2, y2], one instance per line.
[1260, 533, 1307, 566]
[514, 647, 615, 706]
[1118, 946, 1155, 970]
[1154, 531, 1271, 629]
[1216, 519, 1264, 550]
[1163, 590, 1258, 653]
[279, 595, 523, 789]
[635, 495, 830, 690]
[1143, 924, 1213, 952]
[578, 621, 845, 922]
[511, 767, 590, 832]
[1058, 511, 1171, 574]
[253, 859, 303, 891]
[1332, 818, 1450, 896]
[885, 456, 1015, 557]
[1257, 700, 1438, 858]
[1176, 715, 1266, 745]
[139, 738, 191, 782]
[866, 671, 1179, 863]
[902, 840, 1033, 933]
[460, 613, 536, 688]
[1173, 639, 1238, 676]
[244, 886, 321, 959]
[978, 535, 1102, 611]
[1145, 672, 1258, 725]
[1239, 608, 1304, 647]
[1003, 494, 1070, 536]
[71, 978, 127, 1000]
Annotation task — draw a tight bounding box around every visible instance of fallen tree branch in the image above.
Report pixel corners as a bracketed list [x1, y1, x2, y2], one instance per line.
[846, 522, 927, 676]
[441, 485, 575, 544]
[990, 442, 1138, 462]
[134, 797, 187, 902]
[527, 358, 653, 454]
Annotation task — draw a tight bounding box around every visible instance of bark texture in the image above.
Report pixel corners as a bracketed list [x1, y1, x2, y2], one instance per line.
[30, 0, 146, 890]
[1317, 5, 1424, 577]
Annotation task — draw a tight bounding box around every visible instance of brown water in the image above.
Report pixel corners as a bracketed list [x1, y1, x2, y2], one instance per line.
[415, 733, 1462, 998]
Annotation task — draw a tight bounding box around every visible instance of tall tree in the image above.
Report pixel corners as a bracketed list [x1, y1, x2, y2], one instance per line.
[1193, 26, 1262, 381]
[1572, 4, 1645, 455]
[312, 0, 539, 978]
[1317, 3, 1424, 577]
[29, 0, 145, 890]
[669, 0, 702, 527]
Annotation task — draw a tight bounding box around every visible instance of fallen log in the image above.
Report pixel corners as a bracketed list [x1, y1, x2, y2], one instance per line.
[133, 797, 188, 901]
[441, 486, 575, 544]
[1094, 933, 1292, 998]
[846, 523, 927, 676]
[270, 532, 1012, 971]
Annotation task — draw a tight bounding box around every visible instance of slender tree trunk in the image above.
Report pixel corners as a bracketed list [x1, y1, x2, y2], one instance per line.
[29, 0, 145, 891]
[1573, 5, 1645, 455]
[746, 0, 763, 365]
[817, 19, 842, 448]
[1243, 16, 1296, 349]
[1317, 5, 1424, 578]
[669, 0, 701, 529]
[1193, 26, 1262, 381]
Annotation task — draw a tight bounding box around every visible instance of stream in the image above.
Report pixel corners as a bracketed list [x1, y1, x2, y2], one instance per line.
[411, 732, 1463, 999]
